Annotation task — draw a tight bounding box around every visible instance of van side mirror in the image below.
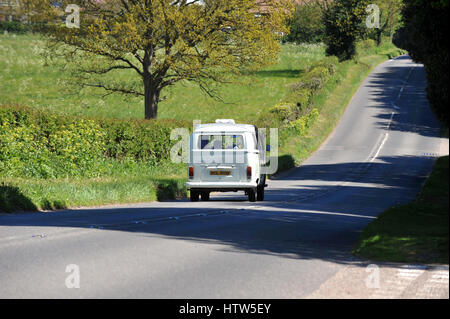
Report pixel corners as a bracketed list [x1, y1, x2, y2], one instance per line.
[266, 145, 270, 152]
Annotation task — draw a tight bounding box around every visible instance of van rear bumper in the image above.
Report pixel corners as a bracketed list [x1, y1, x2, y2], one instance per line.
[186, 181, 256, 190]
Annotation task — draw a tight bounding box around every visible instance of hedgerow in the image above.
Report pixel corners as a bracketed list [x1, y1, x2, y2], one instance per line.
[0, 105, 190, 178]
[259, 55, 338, 137]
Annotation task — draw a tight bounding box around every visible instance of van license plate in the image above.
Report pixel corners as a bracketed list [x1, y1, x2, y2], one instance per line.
[210, 171, 230, 176]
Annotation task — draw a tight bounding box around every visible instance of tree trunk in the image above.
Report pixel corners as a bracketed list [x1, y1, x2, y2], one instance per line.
[144, 78, 160, 119]
[376, 29, 382, 46]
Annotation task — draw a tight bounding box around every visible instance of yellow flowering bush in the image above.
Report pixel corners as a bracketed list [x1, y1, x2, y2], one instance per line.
[288, 108, 320, 136]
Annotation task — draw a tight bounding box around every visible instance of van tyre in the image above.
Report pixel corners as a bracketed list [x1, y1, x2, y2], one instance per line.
[201, 191, 210, 201]
[190, 190, 199, 202]
[248, 188, 256, 202]
[257, 185, 264, 201]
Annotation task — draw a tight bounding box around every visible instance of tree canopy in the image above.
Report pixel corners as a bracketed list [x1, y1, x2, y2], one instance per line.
[323, 0, 369, 61]
[395, 0, 449, 124]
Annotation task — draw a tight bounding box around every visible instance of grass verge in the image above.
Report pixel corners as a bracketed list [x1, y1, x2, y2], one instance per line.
[353, 156, 449, 264]
[0, 175, 187, 213]
[0, 162, 187, 213]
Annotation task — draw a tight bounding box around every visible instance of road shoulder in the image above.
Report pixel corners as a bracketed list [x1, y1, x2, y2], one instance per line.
[306, 262, 449, 299]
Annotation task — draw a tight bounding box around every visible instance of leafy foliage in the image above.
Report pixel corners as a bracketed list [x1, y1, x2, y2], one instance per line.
[0, 21, 31, 34]
[394, 0, 449, 125]
[261, 55, 339, 138]
[283, 1, 325, 44]
[323, 0, 370, 61]
[364, 0, 403, 45]
[0, 105, 189, 178]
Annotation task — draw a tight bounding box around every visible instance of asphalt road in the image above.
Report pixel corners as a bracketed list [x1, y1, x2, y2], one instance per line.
[0, 56, 445, 298]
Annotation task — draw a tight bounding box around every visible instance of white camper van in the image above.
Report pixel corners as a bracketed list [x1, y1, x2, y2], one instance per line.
[186, 119, 267, 202]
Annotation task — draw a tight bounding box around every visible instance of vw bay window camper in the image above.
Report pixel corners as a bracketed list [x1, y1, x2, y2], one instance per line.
[186, 119, 267, 202]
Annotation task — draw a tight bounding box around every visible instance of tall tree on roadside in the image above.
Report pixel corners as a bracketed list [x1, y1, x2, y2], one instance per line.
[395, 0, 449, 124]
[323, 0, 369, 61]
[366, 0, 403, 45]
[25, 0, 293, 119]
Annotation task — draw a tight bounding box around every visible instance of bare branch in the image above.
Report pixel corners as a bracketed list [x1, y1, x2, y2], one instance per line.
[82, 83, 144, 97]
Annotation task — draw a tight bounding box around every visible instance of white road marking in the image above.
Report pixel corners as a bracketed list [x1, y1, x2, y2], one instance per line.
[391, 102, 400, 110]
[369, 112, 395, 163]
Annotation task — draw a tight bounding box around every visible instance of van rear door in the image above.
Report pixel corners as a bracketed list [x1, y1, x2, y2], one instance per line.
[192, 133, 248, 183]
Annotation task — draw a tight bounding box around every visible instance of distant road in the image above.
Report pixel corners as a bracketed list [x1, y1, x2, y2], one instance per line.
[0, 56, 445, 298]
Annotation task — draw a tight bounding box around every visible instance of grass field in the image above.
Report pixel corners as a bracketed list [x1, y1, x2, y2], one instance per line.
[354, 156, 449, 264]
[1, 33, 405, 211]
[0, 33, 325, 122]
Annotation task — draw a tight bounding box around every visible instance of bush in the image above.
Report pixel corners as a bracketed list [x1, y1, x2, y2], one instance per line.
[269, 102, 297, 122]
[285, 57, 338, 111]
[323, 0, 369, 61]
[357, 38, 377, 52]
[262, 54, 338, 142]
[302, 66, 330, 90]
[0, 105, 190, 178]
[284, 87, 311, 113]
[0, 21, 30, 34]
[308, 56, 339, 75]
[258, 53, 338, 139]
[288, 108, 319, 135]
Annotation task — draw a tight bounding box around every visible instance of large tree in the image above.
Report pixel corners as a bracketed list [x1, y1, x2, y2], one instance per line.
[366, 0, 403, 45]
[395, 0, 449, 124]
[25, 0, 292, 119]
[323, 0, 369, 61]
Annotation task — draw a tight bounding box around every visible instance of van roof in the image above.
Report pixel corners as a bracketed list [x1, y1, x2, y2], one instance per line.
[194, 121, 256, 134]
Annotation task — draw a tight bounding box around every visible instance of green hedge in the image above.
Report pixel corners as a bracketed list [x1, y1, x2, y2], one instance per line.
[261, 55, 338, 131]
[0, 105, 190, 178]
[0, 21, 30, 34]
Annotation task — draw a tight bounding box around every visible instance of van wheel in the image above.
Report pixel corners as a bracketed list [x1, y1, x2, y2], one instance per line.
[201, 191, 210, 201]
[248, 189, 256, 202]
[190, 190, 199, 202]
[257, 185, 264, 201]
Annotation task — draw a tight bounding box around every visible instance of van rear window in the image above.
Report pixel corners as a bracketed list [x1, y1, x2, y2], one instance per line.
[198, 135, 245, 150]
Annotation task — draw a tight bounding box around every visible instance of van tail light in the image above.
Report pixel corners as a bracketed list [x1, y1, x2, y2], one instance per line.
[189, 166, 194, 178]
[246, 166, 252, 179]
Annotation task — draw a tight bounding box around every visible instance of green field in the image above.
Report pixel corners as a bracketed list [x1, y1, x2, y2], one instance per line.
[0, 33, 405, 211]
[0, 34, 325, 122]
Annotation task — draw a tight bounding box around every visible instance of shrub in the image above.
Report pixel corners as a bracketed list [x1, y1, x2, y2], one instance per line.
[269, 103, 297, 122]
[0, 105, 190, 178]
[0, 21, 30, 34]
[357, 39, 377, 52]
[285, 56, 338, 112]
[288, 108, 319, 135]
[302, 66, 330, 91]
[308, 56, 339, 75]
[284, 88, 311, 113]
